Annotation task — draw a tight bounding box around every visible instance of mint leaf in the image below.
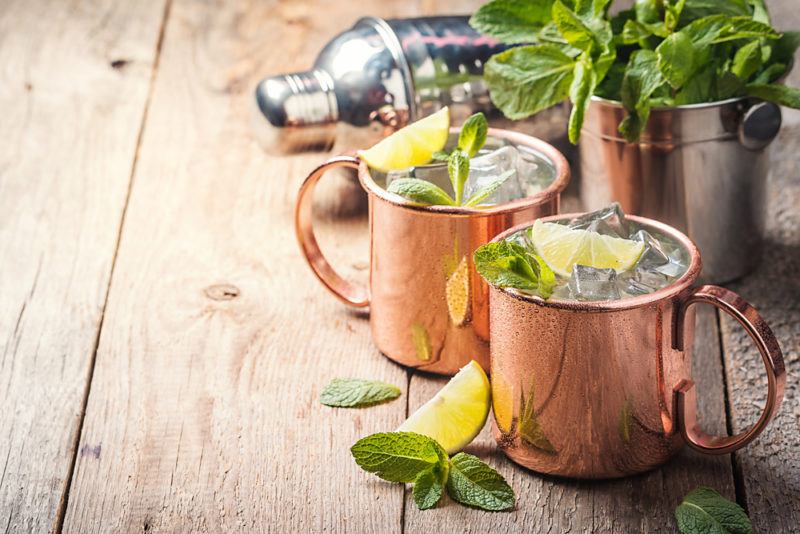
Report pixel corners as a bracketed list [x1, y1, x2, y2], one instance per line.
[484, 44, 576, 121]
[634, 0, 660, 25]
[431, 150, 450, 161]
[464, 169, 516, 207]
[412, 464, 447, 510]
[320, 378, 401, 408]
[746, 84, 800, 108]
[752, 63, 787, 85]
[351, 432, 446, 483]
[518, 379, 557, 453]
[619, 50, 665, 141]
[458, 113, 489, 157]
[474, 241, 538, 291]
[448, 150, 470, 205]
[473, 240, 555, 298]
[675, 487, 752, 534]
[683, 15, 778, 48]
[770, 31, 800, 67]
[731, 40, 762, 81]
[552, 1, 595, 51]
[680, 0, 750, 22]
[621, 19, 668, 44]
[675, 65, 717, 104]
[568, 51, 598, 143]
[656, 32, 697, 89]
[445, 453, 515, 511]
[469, 0, 555, 44]
[749, 0, 770, 24]
[387, 178, 455, 206]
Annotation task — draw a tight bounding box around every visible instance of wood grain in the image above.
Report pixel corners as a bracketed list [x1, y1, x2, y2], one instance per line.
[720, 126, 800, 533]
[405, 307, 734, 532]
[62, 0, 433, 531]
[0, 0, 167, 531]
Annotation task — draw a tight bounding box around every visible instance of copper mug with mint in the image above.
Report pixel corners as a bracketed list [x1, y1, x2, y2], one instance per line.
[475, 205, 786, 479]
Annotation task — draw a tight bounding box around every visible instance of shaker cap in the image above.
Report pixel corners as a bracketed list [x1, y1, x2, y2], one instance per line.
[253, 69, 338, 154]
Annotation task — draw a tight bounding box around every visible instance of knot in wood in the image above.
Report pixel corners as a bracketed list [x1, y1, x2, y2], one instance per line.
[204, 283, 240, 301]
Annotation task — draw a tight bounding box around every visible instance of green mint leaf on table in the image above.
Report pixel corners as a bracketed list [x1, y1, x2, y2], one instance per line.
[484, 44, 576, 121]
[746, 84, 800, 108]
[457, 112, 488, 157]
[619, 49, 665, 142]
[447, 150, 470, 205]
[464, 169, 515, 207]
[656, 32, 697, 89]
[568, 52, 598, 144]
[387, 178, 455, 206]
[469, 0, 555, 44]
[351, 432, 447, 483]
[445, 453, 515, 511]
[412, 464, 447, 510]
[320, 378, 401, 408]
[674, 487, 752, 534]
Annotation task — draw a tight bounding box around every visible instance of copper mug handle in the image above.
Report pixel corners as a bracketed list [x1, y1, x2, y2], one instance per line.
[295, 155, 370, 307]
[673, 285, 786, 454]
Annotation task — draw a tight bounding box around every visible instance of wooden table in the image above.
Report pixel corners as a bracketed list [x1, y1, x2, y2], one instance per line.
[1, 0, 797, 532]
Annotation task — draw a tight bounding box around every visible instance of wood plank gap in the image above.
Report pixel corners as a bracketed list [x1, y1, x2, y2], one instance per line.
[50, 2, 175, 532]
[400, 369, 414, 534]
[715, 307, 750, 515]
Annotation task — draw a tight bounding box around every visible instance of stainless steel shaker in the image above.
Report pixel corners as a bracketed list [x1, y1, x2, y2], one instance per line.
[579, 97, 782, 283]
[254, 16, 569, 155]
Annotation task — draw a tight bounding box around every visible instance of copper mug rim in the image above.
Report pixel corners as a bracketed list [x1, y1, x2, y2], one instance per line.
[488, 213, 703, 312]
[355, 127, 571, 218]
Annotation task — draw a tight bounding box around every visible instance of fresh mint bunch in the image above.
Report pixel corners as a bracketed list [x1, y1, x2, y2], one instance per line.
[473, 239, 556, 299]
[675, 487, 752, 534]
[351, 431, 515, 511]
[387, 112, 515, 207]
[470, 0, 800, 143]
[319, 378, 401, 408]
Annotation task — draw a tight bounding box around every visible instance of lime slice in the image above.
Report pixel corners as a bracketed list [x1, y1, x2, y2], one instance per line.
[358, 107, 450, 172]
[397, 360, 490, 454]
[531, 219, 644, 277]
[445, 256, 471, 326]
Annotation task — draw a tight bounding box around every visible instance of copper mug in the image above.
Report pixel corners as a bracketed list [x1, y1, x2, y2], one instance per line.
[296, 129, 570, 375]
[488, 214, 786, 478]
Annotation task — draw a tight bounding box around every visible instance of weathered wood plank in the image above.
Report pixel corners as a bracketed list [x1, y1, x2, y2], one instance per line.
[721, 126, 800, 533]
[405, 308, 734, 532]
[0, 0, 167, 531]
[62, 0, 433, 531]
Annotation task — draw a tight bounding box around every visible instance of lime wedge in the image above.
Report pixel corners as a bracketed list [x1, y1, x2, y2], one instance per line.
[445, 256, 471, 326]
[531, 219, 644, 277]
[358, 107, 450, 172]
[397, 360, 490, 454]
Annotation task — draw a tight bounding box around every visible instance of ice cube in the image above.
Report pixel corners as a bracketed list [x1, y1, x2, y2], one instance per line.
[568, 265, 621, 301]
[569, 202, 629, 238]
[632, 230, 670, 269]
[517, 145, 557, 196]
[385, 163, 454, 196]
[462, 146, 524, 205]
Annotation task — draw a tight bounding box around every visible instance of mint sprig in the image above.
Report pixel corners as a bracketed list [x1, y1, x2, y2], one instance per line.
[472, 0, 800, 143]
[351, 431, 515, 512]
[319, 378, 401, 408]
[387, 113, 514, 208]
[675, 487, 752, 534]
[473, 240, 556, 299]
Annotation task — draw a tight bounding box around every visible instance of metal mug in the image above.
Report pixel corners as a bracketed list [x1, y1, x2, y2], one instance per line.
[488, 214, 786, 479]
[296, 128, 570, 375]
[579, 96, 782, 283]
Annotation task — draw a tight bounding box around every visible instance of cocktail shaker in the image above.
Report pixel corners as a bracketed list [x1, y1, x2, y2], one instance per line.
[254, 16, 569, 154]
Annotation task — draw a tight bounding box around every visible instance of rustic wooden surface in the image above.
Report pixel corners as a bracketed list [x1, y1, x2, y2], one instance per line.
[0, 0, 797, 532]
